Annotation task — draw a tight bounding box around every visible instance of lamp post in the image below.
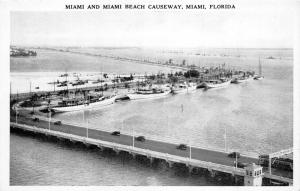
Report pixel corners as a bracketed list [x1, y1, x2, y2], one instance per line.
[189, 141, 192, 160]
[235, 153, 237, 169]
[83, 110, 85, 126]
[132, 126, 134, 148]
[121, 119, 124, 132]
[53, 79, 56, 92]
[87, 118, 89, 138]
[224, 126, 227, 152]
[15, 106, 18, 124]
[48, 105, 51, 131]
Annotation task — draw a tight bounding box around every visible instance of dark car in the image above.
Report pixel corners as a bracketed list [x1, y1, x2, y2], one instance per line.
[135, 136, 146, 142]
[32, 117, 39, 122]
[234, 161, 248, 168]
[228, 152, 240, 158]
[259, 154, 269, 159]
[111, 131, 120, 136]
[54, 121, 62, 125]
[177, 144, 187, 150]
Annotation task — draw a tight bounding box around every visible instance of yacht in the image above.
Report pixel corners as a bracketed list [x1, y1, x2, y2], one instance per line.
[127, 87, 171, 100]
[172, 82, 197, 94]
[204, 78, 232, 88]
[52, 95, 116, 112]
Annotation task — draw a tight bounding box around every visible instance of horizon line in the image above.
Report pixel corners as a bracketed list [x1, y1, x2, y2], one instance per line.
[10, 44, 293, 49]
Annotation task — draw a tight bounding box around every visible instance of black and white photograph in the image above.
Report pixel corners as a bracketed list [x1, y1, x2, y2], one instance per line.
[0, 0, 299, 188]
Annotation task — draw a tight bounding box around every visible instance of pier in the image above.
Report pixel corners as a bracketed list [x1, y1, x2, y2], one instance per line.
[10, 116, 293, 186]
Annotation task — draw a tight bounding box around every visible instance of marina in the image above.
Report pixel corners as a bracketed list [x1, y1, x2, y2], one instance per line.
[10, 47, 294, 186]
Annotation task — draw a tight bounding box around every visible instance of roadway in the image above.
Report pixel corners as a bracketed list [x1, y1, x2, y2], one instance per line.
[11, 115, 292, 179]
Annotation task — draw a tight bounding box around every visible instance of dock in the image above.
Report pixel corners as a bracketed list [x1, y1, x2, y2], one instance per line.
[10, 115, 293, 186]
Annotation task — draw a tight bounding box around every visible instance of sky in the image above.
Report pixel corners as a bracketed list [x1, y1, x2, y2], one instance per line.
[10, 0, 296, 48]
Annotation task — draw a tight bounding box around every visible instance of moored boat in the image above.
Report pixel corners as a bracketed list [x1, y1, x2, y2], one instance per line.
[52, 95, 116, 112]
[172, 82, 197, 94]
[254, 57, 264, 80]
[232, 76, 254, 84]
[254, 75, 264, 80]
[127, 88, 171, 100]
[204, 78, 232, 88]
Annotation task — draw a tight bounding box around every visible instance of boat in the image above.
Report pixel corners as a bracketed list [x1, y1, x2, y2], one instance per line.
[172, 82, 197, 94]
[254, 75, 264, 80]
[52, 95, 116, 112]
[232, 75, 254, 84]
[72, 80, 86, 86]
[254, 57, 264, 80]
[92, 78, 105, 84]
[127, 87, 171, 100]
[204, 78, 232, 88]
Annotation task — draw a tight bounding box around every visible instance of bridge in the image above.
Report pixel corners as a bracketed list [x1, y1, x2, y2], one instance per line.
[10, 116, 293, 186]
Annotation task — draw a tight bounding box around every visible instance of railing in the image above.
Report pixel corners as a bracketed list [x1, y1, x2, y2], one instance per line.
[263, 173, 293, 185]
[269, 148, 293, 158]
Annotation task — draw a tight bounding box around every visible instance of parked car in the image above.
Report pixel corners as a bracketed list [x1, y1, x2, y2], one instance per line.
[54, 121, 62, 125]
[111, 131, 120, 136]
[135, 136, 146, 142]
[177, 144, 187, 150]
[32, 117, 39, 122]
[228, 152, 240, 158]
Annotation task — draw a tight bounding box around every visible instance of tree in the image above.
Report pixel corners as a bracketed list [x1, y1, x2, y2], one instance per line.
[184, 69, 200, 78]
[169, 76, 179, 83]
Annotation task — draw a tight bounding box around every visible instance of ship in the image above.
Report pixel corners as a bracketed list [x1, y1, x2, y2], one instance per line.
[254, 57, 264, 80]
[172, 82, 197, 94]
[204, 78, 232, 88]
[52, 95, 116, 113]
[232, 75, 254, 84]
[127, 87, 171, 100]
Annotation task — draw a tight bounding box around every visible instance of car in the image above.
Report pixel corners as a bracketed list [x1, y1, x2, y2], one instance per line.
[234, 161, 248, 168]
[135, 136, 146, 142]
[259, 154, 269, 159]
[111, 131, 120, 136]
[228, 152, 240, 158]
[177, 144, 187, 150]
[32, 117, 39, 122]
[54, 121, 62, 125]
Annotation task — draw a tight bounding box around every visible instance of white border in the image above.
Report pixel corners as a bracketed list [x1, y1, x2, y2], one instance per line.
[1, 0, 299, 190]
